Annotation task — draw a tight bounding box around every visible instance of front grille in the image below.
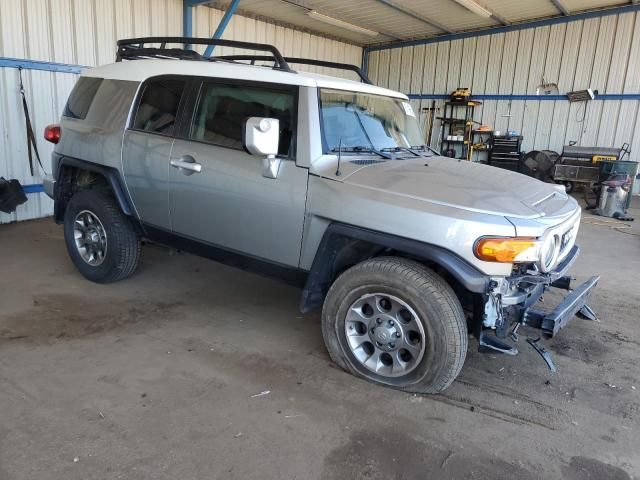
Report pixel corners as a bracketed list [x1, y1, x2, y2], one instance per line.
[557, 211, 580, 261]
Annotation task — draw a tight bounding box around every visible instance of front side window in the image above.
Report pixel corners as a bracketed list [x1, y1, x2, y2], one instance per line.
[133, 79, 185, 135]
[63, 77, 103, 119]
[190, 83, 295, 157]
[319, 88, 423, 152]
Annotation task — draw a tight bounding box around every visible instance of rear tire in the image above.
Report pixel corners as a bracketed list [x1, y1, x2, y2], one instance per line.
[322, 257, 467, 394]
[63, 190, 140, 283]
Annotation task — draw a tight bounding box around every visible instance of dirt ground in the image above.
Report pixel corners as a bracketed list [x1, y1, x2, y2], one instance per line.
[1, 198, 639, 480]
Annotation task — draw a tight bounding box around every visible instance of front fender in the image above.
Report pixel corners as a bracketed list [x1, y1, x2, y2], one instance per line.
[300, 223, 490, 313]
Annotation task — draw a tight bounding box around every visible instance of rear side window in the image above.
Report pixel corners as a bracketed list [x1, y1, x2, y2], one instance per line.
[133, 79, 186, 136]
[63, 77, 103, 119]
[190, 83, 295, 157]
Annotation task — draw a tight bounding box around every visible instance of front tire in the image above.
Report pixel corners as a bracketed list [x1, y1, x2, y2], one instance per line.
[63, 190, 140, 283]
[322, 257, 467, 394]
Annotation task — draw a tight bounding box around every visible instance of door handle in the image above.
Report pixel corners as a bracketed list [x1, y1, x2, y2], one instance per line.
[171, 157, 202, 174]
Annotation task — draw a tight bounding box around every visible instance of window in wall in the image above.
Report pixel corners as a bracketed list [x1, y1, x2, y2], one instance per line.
[190, 82, 295, 157]
[133, 79, 186, 135]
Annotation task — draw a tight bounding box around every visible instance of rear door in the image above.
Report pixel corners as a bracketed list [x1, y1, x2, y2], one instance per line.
[168, 78, 308, 267]
[122, 76, 188, 229]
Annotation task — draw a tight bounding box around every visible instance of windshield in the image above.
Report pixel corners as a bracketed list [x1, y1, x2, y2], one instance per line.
[319, 88, 424, 152]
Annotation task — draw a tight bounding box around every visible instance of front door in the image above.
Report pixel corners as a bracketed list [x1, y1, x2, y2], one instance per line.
[169, 79, 307, 268]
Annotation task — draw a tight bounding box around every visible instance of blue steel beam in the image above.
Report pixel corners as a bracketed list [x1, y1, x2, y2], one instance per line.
[22, 184, 45, 194]
[183, 0, 212, 44]
[183, 0, 211, 48]
[204, 0, 241, 57]
[0, 57, 84, 74]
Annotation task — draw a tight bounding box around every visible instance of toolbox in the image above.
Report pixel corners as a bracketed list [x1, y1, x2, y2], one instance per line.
[488, 134, 523, 172]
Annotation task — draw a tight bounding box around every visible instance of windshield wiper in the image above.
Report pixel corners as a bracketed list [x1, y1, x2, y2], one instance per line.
[331, 145, 394, 159]
[410, 144, 438, 156]
[380, 146, 424, 157]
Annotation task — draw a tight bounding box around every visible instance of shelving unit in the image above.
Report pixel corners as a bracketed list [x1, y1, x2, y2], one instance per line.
[470, 129, 492, 162]
[438, 100, 481, 160]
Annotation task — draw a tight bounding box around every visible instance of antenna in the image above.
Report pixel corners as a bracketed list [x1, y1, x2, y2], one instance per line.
[335, 138, 343, 176]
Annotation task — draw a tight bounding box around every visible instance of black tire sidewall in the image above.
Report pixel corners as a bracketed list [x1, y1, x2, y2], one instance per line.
[322, 261, 466, 392]
[63, 191, 126, 282]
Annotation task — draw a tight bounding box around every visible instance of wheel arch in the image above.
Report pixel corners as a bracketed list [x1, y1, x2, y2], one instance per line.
[299, 223, 490, 313]
[54, 157, 136, 224]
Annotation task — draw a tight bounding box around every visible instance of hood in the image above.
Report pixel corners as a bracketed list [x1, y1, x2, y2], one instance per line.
[315, 156, 572, 219]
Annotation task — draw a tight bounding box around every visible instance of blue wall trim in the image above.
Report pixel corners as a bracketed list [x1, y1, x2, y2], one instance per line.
[22, 184, 44, 194]
[407, 93, 640, 101]
[365, 4, 640, 53]
[0, 57, 84, 74]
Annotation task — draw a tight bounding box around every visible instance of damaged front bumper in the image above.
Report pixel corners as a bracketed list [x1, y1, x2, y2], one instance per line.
[524, 275, 599, 337]
[478, 245, 600, 370]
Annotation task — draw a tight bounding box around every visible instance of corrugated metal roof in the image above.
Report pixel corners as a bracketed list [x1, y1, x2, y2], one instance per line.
[209, 0, 635, 46]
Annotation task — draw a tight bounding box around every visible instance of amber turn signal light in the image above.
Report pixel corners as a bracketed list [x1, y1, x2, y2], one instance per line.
[474, 237, 539, 263]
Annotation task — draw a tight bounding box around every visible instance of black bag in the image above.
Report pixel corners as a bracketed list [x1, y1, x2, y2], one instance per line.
[0, 177, 28, 214]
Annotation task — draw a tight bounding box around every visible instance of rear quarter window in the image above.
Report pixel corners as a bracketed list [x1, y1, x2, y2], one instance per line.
[132, 79, 185, 136]
[63, 77, 103, 119]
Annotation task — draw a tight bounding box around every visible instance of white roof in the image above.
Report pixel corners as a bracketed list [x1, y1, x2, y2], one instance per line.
[83, 59, 407, 99]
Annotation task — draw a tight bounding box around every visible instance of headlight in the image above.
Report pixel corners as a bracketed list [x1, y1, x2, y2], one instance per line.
[474, 237, 540, 263]
[474, 234, 562, 272]
[538, 233, 561, 273]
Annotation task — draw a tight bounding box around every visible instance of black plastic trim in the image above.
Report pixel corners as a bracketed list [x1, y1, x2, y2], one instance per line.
[55, 157, 136, 220]
[300, 223, 490, 313]
[143, 224, 308, 288]
[116, 37, 293, 72]
[216, 55, 372, 84]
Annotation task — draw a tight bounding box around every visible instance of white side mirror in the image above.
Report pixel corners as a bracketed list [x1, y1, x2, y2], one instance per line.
[244, 117, 280, 157]
[244, 117, 282, 179]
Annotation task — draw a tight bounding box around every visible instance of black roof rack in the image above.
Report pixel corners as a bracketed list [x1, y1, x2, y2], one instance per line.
[115, 37, 372, 84]
[116, 37, 293, 72]
[216, 55, 372, 84]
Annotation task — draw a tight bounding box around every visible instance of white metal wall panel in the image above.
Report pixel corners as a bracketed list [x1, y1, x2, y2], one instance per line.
[446, 39, 463, 92]
[615, 14, 640, 152]
[565, 18, 599, 145]
[0, 0, 184, 224]
[459, 37, 476, 90]
[1, 1, 361, 223]
[368, 10, 640, 167]
[549, 21, 582, 149]
[481, 33, 505, 132]
[508, 29, 534, 135]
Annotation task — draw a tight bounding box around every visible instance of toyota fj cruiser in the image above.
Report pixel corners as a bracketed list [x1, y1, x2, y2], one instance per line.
[43, 38, 599, 393]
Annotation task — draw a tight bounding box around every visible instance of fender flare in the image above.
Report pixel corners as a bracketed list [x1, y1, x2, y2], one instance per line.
[55, 157, 136, 220]
[299, 223, 490, 313]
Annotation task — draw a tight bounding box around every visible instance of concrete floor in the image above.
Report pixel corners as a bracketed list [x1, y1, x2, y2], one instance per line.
[1, 199, 639, 480]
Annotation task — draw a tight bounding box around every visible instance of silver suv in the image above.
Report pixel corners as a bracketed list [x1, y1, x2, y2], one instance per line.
[43, 38, 599, 393]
